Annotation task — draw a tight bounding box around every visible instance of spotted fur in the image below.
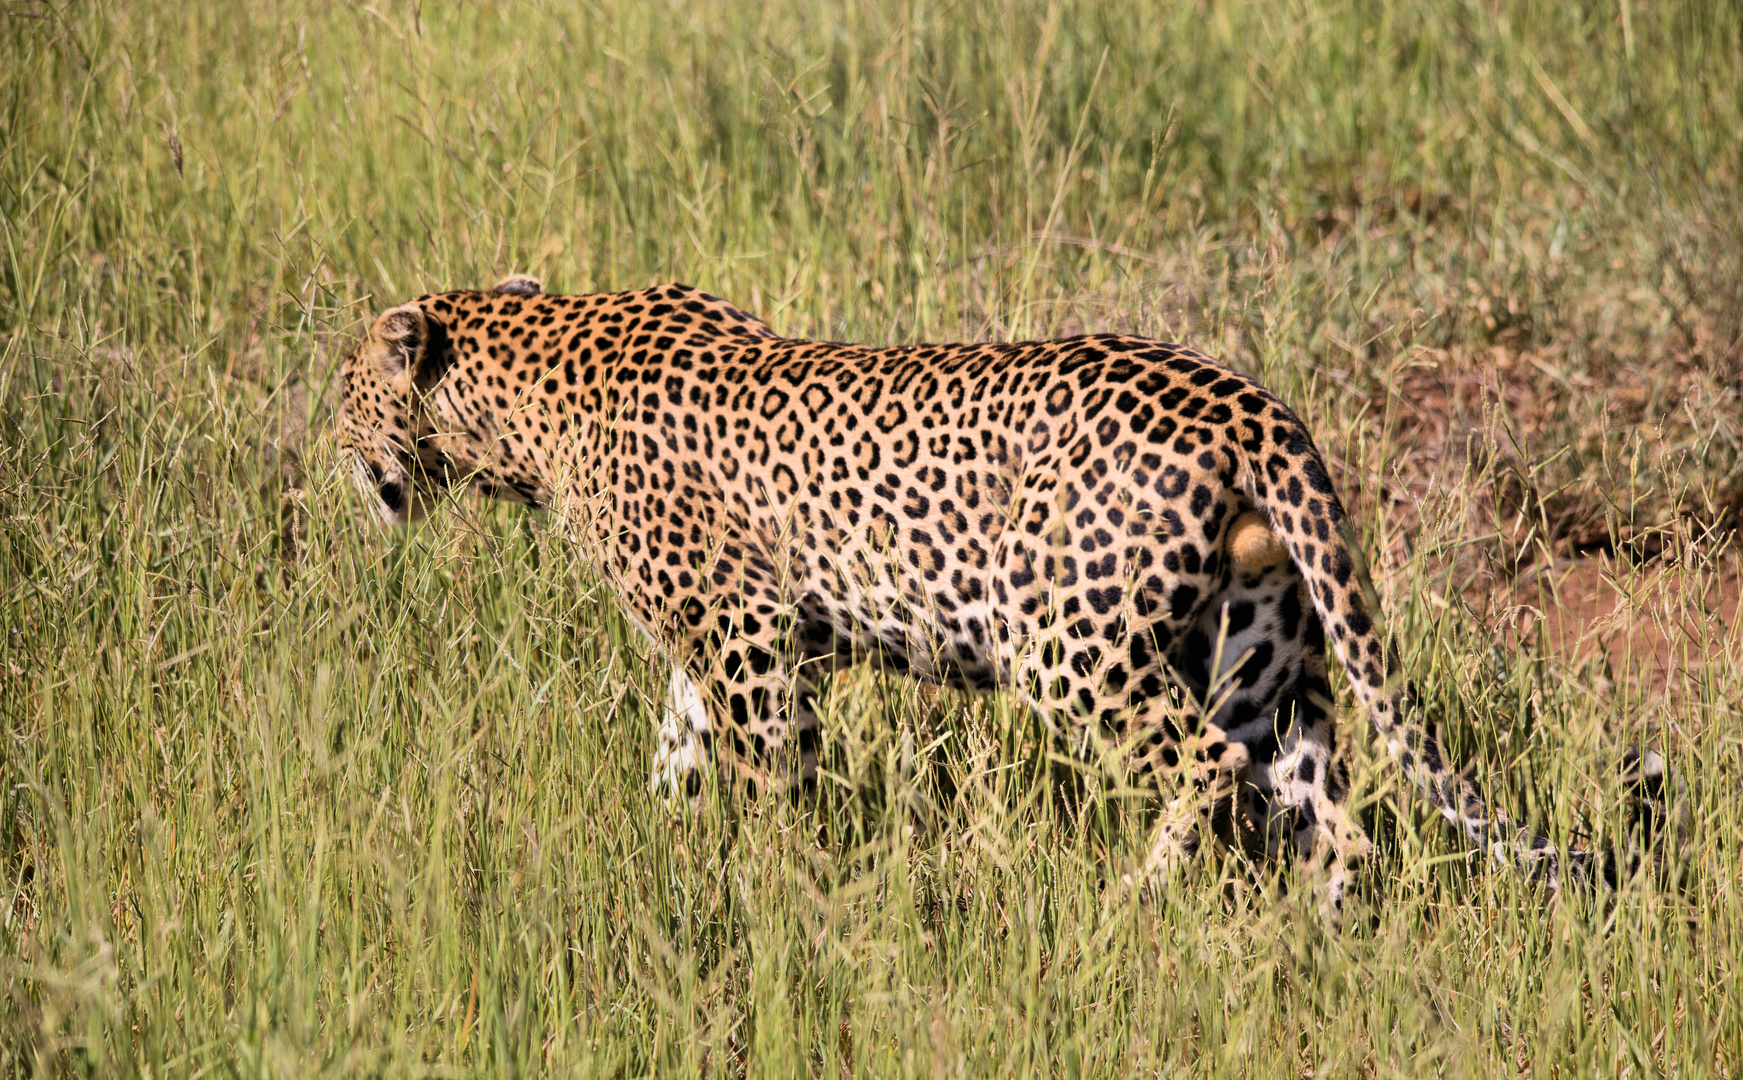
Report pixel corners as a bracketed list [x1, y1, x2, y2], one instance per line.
[338, 276, 1650, 912]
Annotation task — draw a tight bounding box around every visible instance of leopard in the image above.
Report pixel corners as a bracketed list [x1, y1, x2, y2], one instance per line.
[337, 273, 1672, 915]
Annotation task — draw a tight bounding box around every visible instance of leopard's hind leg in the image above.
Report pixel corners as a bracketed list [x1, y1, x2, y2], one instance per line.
[1199, 512, 1371, 918]
[1139, 720, 1256, 882]
[1006, 625, 1254, 888]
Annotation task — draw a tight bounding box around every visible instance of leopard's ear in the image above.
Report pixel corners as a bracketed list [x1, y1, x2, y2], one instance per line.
[492, 274, 542, 296]
[370, 304, 447, 393]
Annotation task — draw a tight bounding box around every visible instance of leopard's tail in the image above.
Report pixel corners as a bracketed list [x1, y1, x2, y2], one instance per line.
[1241, 404, 1668, 887]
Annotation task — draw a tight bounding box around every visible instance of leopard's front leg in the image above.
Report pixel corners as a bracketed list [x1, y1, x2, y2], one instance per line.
[650, 661, 716, 800]
[649, 601, 824, 804]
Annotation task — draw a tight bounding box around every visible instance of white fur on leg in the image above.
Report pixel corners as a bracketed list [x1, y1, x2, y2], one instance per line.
[650, 664, 714, 798]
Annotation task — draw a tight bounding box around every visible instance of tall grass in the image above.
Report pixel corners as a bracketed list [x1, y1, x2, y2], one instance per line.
[3, 0, 1740, 1074]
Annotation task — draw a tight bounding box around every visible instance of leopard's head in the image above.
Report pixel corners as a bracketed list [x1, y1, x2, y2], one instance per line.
[337, 302, 453, 525]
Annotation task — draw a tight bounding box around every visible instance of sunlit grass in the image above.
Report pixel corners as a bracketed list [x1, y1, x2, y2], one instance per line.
[2, 1, 1739, 1074]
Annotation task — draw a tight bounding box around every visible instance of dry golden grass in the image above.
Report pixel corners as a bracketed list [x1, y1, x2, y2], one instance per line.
[3, 1, 1740, 1075]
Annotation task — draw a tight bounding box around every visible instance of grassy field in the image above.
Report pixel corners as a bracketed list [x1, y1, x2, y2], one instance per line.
[3, 0, 1742, 1074]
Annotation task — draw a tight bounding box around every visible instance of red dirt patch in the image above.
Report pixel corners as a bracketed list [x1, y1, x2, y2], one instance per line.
[1504, 553, 1741, 689]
